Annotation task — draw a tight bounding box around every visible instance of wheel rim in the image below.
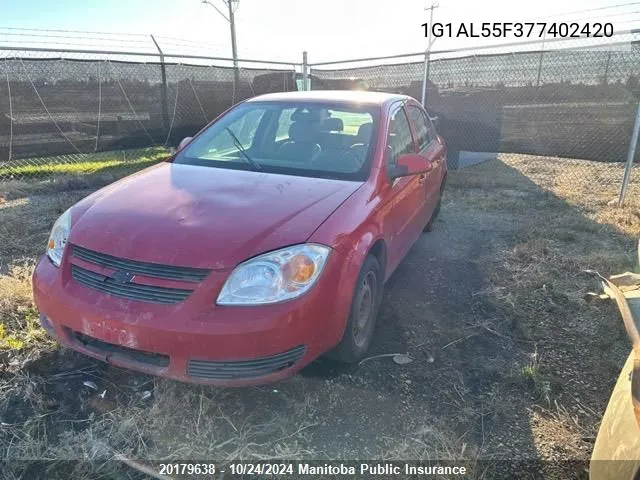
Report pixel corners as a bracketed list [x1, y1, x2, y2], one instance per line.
[353, 271, 377, 348]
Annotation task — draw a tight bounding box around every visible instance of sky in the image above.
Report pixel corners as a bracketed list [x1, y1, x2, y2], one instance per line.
[0, 0, 638, 65]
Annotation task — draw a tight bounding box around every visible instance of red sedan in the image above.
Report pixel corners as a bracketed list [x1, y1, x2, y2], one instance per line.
[33, 91, 447, 386]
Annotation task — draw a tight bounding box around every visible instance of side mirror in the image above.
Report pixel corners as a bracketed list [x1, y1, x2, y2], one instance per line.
[177, 137, 193, 152]
[392, 153, 433, 178]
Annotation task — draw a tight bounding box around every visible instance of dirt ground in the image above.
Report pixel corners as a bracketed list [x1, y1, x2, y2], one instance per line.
[0, 155, 638, 479]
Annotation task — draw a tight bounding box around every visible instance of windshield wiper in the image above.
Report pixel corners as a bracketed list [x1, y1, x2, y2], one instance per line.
[224, 127, 262, 171]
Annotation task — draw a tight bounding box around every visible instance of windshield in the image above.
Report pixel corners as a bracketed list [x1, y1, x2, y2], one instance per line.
[174, 101, 379, 181]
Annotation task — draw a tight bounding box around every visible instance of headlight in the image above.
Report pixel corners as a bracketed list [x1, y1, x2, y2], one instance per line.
[217, 244, 330, 305]
[46, 208, 72, 267]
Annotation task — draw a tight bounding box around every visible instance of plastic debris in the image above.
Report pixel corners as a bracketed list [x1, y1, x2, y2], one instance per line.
[82, 380, 98, 391]
[359, 352, 413, 366]
[392, 354, 413, 365]
[141, 390, 152, 401]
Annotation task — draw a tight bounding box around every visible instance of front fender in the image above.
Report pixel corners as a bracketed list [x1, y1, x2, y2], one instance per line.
[307, 181, 387, 345]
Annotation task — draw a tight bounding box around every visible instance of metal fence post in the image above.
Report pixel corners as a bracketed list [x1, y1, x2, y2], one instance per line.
[603, 46, 612, 85]
[302, 51, 309, 91]
[420, 49, 430, 107]
[619, 102, 640, 206]
[535, 50, 544, 87]
[535, 32, 547, 87]
[151, 35, 170, 139]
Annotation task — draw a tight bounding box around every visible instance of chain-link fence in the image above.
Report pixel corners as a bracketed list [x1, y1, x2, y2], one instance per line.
[2, 31, 640, 205]
[309, 31, 640, 205]
[0, 44, 298, 180]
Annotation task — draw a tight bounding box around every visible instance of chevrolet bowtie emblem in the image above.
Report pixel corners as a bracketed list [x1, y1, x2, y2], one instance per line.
[108, 270, 136, 284]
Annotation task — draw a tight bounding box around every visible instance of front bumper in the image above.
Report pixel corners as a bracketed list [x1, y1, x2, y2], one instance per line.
[33, 251, 353, 386]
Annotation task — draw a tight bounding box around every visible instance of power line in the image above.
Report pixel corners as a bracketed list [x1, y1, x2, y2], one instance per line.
[436, 1, 640, 24]
[517, 1, 640, 23]
[543, 9, 640, 22]
[0, 26, 149, 37]
[0, 39, 157, 49]
[616, 16, 640, 23]
[0, 31, 150, 43]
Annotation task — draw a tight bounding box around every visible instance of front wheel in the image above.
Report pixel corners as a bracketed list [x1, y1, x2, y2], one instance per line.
[327, 255, 382, 363]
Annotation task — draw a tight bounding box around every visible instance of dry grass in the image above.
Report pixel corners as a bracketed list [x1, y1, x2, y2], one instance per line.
[0, 153, 638, 478]
[448, 154, 638, 465]
[0, 263, 53, 352]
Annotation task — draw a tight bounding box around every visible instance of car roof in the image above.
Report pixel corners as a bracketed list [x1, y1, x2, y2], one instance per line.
[246, 90, 411, 108]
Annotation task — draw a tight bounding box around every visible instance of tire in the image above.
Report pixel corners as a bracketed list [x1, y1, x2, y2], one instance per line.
[424, 179, 446, 232]
[423, 195, 442, 232]
[327, 255, 382, 363]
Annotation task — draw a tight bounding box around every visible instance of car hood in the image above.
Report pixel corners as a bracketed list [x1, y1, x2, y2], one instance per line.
[69, 163, 361, 269]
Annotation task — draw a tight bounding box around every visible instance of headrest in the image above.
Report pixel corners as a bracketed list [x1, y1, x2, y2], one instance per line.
[356, 122, 373, 140]
[291, 109, 319, 123]
[288, 121, 314, 142]
[320, 117, 344, 132]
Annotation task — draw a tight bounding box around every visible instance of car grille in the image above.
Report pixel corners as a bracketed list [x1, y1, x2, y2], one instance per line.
[187, 345, 306, 380]
[71, 264, 193, 304]
[72, 245, 210, 282]
[72, 330, 170, 368]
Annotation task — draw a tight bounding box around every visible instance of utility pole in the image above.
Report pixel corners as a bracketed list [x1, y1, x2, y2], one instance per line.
[202, 0, 241, 91]
[421, 3, 439, 107]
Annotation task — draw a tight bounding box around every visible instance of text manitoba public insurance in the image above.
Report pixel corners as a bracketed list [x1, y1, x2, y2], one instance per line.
[299, 463, 468, 475]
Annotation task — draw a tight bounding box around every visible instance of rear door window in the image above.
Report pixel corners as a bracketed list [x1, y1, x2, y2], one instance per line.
[407, 105, 433, 151]
[386, 105, 415, 167]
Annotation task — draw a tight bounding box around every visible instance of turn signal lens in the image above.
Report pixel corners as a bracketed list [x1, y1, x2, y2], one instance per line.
[285, 254, 316, 283]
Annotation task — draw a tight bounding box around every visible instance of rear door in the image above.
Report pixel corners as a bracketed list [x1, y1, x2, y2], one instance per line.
[406, 103, 445, 225]
[382, 103, 425, 271]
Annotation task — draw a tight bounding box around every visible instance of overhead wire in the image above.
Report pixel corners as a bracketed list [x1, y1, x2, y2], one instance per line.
[0, 26, 149, 37]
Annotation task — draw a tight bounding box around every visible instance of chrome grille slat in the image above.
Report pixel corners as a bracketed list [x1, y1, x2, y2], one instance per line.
[73, 244, 210, 282]
[71, 265, 192, 304]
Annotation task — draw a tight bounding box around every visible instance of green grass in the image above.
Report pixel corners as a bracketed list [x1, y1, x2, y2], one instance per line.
[0, 147, 170, 180]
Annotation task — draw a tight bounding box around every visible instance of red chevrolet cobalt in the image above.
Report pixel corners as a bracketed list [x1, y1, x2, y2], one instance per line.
[33, 91, 447, 386]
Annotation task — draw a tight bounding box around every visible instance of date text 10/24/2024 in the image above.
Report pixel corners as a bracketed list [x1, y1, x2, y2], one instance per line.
[422, 22, 614, 39]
